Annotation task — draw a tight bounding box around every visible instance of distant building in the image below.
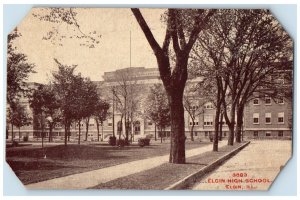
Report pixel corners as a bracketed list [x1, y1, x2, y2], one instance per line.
[6, 67, 292, 142]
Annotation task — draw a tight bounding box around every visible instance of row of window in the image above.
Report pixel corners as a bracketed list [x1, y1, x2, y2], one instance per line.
[189, 115, 214, 126]
[253, 96, 284, 105]
[193, 131, 227, 137]
[253, 131, 284, 137]
[253, 112, 284, 124]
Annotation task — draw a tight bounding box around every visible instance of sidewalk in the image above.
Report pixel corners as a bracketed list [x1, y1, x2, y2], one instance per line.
[192, 140, 291, 190]
[26, 141, 227, 189]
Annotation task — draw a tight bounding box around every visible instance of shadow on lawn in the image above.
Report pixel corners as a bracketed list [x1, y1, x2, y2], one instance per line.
[6, 159, 76, 171]
[6, 144, 136, 160]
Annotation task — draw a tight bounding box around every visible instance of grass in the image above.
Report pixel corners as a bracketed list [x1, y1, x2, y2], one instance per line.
[91, 142, 246, 190]
[6, 140, 210, 185]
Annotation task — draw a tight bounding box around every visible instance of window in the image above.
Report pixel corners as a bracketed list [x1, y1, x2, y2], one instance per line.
[148, 122, 153, 126]
[189, 121, 199, 126]
[278, 131, 283, 137]
[277, 97, 284, 104]
[194, 132, 198, 136]
[266, 132, 271, 137]
[55, 123, 62, 128]
[223, 132, 227, 136]
[253, 113, 259, 124]
[134, 121, 140, 135]
[253, 131, 258, 137]
[108, 123, 112, 127]
[204, 115, 213, 126]
[253, 98, 259, 105]
[204, 102, 213, 109]
[189, 117, 199, 126]
[278, 112, 284, 124]
[204, 131, 209, 137]
[191, 105, 199, 111]
[265, 113, 272, 124]
[265, 96, 271, 105]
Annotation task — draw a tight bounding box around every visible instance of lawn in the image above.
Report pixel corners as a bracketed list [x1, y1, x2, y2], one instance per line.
[91, 142, 247, 190]
[6, 140, 211, 185]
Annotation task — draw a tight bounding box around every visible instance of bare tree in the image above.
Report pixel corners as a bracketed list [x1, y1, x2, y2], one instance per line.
[111, 68, 143, 143]
[191, 9, 292, 145]
[132, 8, 216, 163]
[183, 84, 204, 141]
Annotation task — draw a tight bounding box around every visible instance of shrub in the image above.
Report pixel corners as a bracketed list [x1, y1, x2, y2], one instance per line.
[124, 139, 130, 146]
[23, 136, 28, 142]
[138, 138, 150, 147]
[108, 136, 116, 146]
[116, 139, 126, 147]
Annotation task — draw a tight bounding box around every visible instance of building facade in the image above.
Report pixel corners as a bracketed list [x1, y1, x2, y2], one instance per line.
[7, 67, 292, 142]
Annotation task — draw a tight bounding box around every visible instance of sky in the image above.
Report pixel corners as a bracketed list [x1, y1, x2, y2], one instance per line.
[13, 8, 167, 83]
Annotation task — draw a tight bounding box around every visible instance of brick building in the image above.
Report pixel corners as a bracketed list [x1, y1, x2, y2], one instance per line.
[6, 67, 292, 142]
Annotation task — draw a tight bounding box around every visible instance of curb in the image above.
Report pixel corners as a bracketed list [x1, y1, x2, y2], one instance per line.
[164, 141, 251, 190]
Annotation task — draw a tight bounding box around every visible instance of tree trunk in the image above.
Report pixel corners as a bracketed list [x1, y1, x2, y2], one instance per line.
[219, 113, 223, 141]
[68, 125, 70, 142]
[19, 127, 21, 141]
[213, 88, 222, 151]
[168, 93, 186, 164]
[130, 117, 134, 142]
[11, 122, 14, 142]
[101, 123, 104, 142]
[154, 123, 157, 141]
[160, 128, 163, 143]
[96, 119, 100, 142]
[213, 105, 220, 151]
[125, 115, 129, 143]
[112, 95, 115, 137]
[78, 120, 81, 145]
[49, 123, 53, 142]
[190, 119, 195, 142]
[235, 105, 244, 143]
[227, 103, 236, 146]
[64, 118, 68, 146]
[42, 125, 44, 148]
[85, 118, 90, 141]
[119, 117, 122, 140]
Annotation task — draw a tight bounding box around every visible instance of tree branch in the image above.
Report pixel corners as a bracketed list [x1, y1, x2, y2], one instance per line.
[185, 9, 216, 52]
[131, 8, 162, 56]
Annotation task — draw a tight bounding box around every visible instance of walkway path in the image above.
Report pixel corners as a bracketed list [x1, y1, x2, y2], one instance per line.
[26, 141, 227, 189]
[192, 140, 291, 190]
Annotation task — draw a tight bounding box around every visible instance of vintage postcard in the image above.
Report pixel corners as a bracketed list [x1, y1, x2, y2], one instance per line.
[5, 8, 293, 190]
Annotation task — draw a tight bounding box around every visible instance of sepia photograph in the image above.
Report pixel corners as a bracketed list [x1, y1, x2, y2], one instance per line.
[5, 7, 293, 191]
